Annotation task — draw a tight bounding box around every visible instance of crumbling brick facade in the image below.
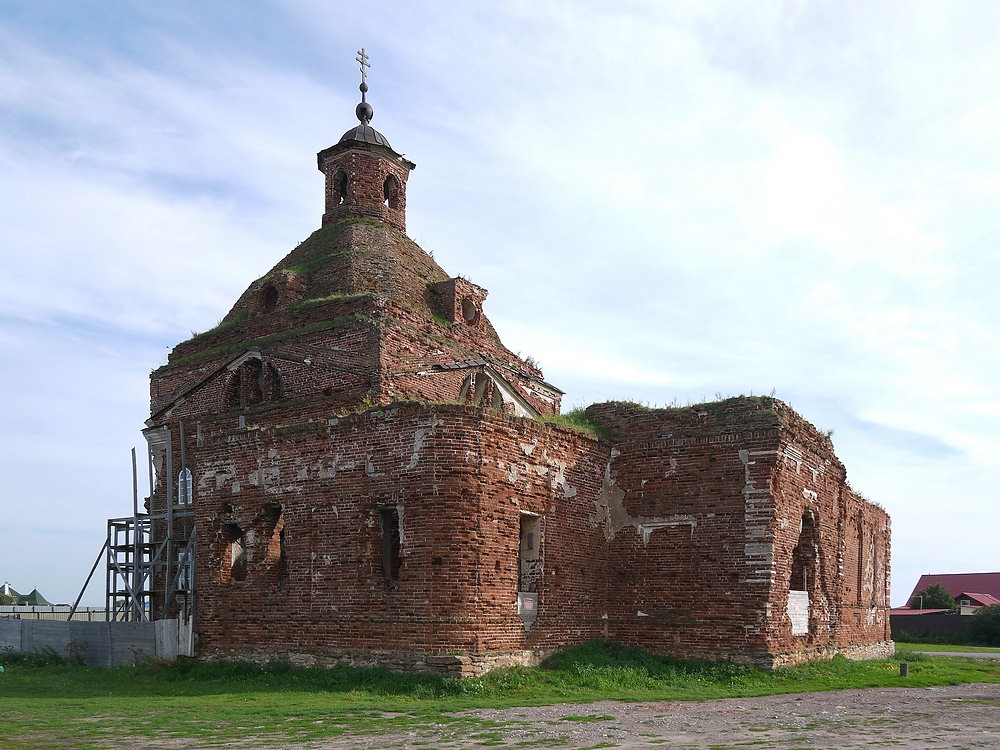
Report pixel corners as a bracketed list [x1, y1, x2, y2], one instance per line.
[141, 99, 891, 676]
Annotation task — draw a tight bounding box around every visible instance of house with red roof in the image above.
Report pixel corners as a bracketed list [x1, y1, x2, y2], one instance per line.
[907, 573, 1000, 614]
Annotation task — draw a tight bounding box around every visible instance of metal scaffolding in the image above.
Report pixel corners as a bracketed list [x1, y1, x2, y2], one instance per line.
[70, 423, 197, 628]
[105, 509, 195, 622]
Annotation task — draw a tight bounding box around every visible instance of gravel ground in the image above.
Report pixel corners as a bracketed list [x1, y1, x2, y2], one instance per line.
[356, 682, 1000, 749]
[94, 679, 1000, 749]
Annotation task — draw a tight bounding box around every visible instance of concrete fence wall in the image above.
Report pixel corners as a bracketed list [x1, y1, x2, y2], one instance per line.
[0, 606, 111, 621]
[0, 617, 182, 666]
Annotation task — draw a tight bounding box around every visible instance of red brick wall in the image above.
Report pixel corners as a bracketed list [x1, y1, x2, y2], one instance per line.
[150, 394, 890, 674]
[585, 397, 891, 668]
[181, 404, 606, 666]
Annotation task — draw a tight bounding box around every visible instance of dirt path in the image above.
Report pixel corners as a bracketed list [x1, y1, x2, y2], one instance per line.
[913, 650, 1000, 660]
[355, 682, 1000, 749]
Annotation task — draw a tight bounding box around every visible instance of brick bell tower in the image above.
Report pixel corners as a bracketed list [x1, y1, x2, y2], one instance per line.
[316, 49, 416, 232]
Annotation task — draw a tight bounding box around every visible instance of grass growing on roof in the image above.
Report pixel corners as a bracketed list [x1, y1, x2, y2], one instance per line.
[1, 640, 999, 747]
[159, 314, 374, 370]
[536, 408, 610, 439]
[280, 218, 384, 275]
[287, 291, 369, 310]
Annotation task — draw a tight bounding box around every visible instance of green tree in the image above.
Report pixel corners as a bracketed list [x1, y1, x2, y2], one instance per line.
[0, 592, 13, 605]
[910, 583, 955, 610]
[969, 604, 1000, 646]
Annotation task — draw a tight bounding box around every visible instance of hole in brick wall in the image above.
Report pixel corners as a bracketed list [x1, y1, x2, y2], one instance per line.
[264, 504, 287, 584]
[461, 296, 480, 325]
[383, 174, 400, 209]
[261, 284, 279, 313]
[335, 170, 348, 205]
[223, 523, 247, 582]
[790, 511, 818, 591]
[226, 359, 282, 409]
[379, 507, 401, 589]
[519, 513, 542, 593]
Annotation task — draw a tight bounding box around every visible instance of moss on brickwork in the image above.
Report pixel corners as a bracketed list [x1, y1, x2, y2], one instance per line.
[288, 292, 369, 310]
[158, 314, 374, 371]
[279, 218, 383, 276]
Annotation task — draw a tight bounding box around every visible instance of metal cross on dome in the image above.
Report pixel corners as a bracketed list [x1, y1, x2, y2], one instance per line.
[356, 48, 370, 85]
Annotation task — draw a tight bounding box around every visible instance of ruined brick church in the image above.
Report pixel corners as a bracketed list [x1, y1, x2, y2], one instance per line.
[142, 69, 891, 675]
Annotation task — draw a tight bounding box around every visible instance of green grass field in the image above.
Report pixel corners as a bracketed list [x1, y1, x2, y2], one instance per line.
[2, 641, 999, 748]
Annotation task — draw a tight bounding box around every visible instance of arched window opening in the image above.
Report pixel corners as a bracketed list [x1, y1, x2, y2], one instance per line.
[261, 284, 279, 313]
[336, 170, 349, 205]
[788, 510, 818, 636]
[383, 174, 400, 209]
[177, 467, 193, 506]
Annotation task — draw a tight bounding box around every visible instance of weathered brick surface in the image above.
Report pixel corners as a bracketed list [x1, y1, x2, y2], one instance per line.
[585, 399, 891, 667]
[142, 122, 890, 675]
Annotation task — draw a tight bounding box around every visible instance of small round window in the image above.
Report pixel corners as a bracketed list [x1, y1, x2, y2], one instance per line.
[461, 297, 480, 325]
[261, 284, 279, 313]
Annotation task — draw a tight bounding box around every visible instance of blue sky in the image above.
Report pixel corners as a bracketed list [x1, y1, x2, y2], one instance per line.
[1, 1, 998, 606]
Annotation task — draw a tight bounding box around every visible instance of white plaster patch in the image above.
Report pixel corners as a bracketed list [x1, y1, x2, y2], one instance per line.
[637, 517, 696, 545]
[365, 455, 383, 477]
[407, 427, 431, 470]
[507, 463, 519, 484]
[549, 460, 577, 498]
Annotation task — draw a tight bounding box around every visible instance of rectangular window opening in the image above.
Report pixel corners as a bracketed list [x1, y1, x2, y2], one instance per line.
[519, 513, 541, 593]
[379, 507, 401, 588]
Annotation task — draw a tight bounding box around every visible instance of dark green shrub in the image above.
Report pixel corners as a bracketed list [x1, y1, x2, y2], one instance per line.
[969, 604, 1000, 645]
